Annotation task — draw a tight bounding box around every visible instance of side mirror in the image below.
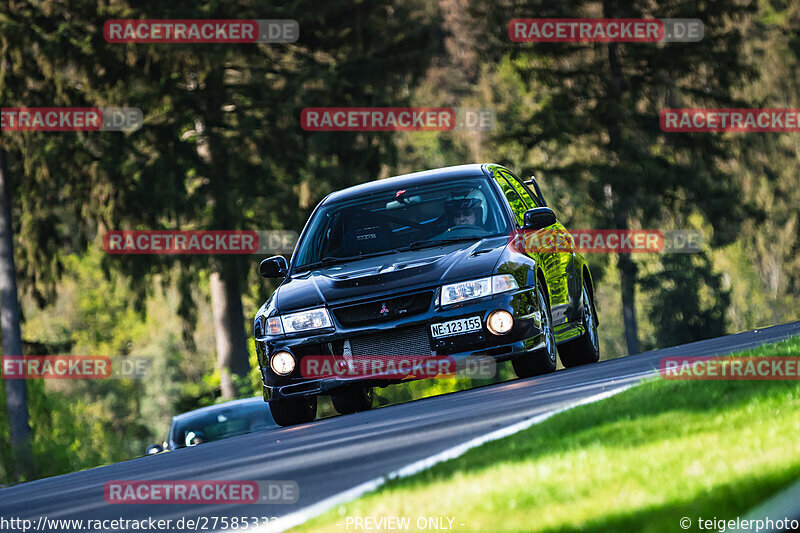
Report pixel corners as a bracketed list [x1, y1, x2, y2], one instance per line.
[145, 443, 164, 455]
[523, 207, 557, 230]
[260, 256, 288, 278]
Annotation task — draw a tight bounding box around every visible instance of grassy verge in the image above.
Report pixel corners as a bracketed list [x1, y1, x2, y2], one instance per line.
[295, 335, 800, 533]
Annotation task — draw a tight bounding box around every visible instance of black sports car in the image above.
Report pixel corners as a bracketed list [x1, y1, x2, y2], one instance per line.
[254, 164, 599, 426]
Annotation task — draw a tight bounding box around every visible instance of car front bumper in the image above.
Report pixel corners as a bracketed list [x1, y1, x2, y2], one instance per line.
[256, 287, 547, 402]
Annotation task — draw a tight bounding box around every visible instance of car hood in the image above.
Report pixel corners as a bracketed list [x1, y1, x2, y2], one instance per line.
[275, 236, 509, 312]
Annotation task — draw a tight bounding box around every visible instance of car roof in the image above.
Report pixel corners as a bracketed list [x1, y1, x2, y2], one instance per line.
[172, 397, 266, 422]
[322, 163, 499, 204]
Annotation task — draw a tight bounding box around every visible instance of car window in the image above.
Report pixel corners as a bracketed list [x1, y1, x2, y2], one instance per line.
[293, 177, 511, 268]
[502, 170, 541, 208]
[494, 174, 528, 226]
[170, 402, 275, 448]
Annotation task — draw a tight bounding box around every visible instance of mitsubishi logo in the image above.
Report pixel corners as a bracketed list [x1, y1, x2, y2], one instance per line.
[379, 303, 390, 316]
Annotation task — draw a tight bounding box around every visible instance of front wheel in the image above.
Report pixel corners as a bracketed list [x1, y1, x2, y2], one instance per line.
[331, 385, 374, 414]
[512, 278, 558, 379]
[558, 280, 600, 367]
[269, 395, 318, 426]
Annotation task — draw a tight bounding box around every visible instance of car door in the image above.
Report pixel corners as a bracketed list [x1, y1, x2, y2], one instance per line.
[493, 169, 575, 328]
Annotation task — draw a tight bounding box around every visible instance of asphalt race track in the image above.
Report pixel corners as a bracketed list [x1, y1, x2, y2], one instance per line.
[2, 321, 799, 532]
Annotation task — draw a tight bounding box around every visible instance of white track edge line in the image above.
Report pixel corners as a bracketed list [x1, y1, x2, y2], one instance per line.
[729, 478, 800, 532]
[256, 382, 636, 533]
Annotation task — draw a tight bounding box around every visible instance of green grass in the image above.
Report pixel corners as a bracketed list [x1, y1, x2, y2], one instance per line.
[295, 335, 800, 532]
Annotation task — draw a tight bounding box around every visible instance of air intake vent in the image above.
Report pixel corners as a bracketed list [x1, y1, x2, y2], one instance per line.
[349, 326, 433, 358]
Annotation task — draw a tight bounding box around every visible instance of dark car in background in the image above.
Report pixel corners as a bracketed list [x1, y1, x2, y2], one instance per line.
[254, 164, 600, 426]
[145, 397, 277, 454]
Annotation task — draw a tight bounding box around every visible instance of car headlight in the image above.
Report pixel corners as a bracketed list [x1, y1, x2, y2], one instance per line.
[270, 351, 296, 375]
[487, 310, 514, 335]
[281, 307, 333, 334]
[440, 275, 519, 306]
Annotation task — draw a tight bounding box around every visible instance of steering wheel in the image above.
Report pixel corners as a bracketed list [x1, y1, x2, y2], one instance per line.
[428, 225, 488, 240]
[448, 224, 485, 232]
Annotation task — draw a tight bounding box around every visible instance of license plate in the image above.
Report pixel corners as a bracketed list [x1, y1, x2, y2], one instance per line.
[431, 316, 482, 338]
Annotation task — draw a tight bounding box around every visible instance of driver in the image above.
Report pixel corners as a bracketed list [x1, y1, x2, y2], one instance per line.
[185, 430, 206, 447]
[446, 198, 484, 228]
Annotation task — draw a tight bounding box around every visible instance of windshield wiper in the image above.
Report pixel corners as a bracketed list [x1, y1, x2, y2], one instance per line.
[295, 250, 398, 272]
[399, 236, 483, 251]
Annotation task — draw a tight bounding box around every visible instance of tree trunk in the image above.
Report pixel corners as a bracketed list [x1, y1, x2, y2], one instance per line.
[209, 259, 250, 399]
[197, 69, 251, 399]
[617, 252, 641, 355]
[603, 14, 641, 355]
[0, 148, 35, 480]
[604, 185, 642, 356]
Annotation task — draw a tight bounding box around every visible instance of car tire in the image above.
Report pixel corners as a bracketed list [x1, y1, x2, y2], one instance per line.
[331, 386, 374, 414]
[269, 395, 318, 427]
[512, 277, 558, 378]
[558, 280, 600, 367]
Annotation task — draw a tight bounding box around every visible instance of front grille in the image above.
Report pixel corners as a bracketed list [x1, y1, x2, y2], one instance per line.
[332, 291, 433, 327]
[350, 326, 433, 358]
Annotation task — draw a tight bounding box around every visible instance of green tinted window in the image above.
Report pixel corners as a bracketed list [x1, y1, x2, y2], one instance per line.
[501, 170, 540, 208]
[494, 175, 527, 226]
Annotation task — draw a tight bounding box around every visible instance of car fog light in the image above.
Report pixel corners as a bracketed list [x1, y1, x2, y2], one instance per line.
[487, 310, 513, 335]
[270, 351, 296, 375]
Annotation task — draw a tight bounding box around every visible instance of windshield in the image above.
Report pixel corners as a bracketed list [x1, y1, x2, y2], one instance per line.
[170, 402, 275, 448]
[293, 177, 509, 270]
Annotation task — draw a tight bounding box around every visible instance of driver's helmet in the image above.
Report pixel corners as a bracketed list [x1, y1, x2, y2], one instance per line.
[446, 194, 485, 227]
[185, 430, 206, 447]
